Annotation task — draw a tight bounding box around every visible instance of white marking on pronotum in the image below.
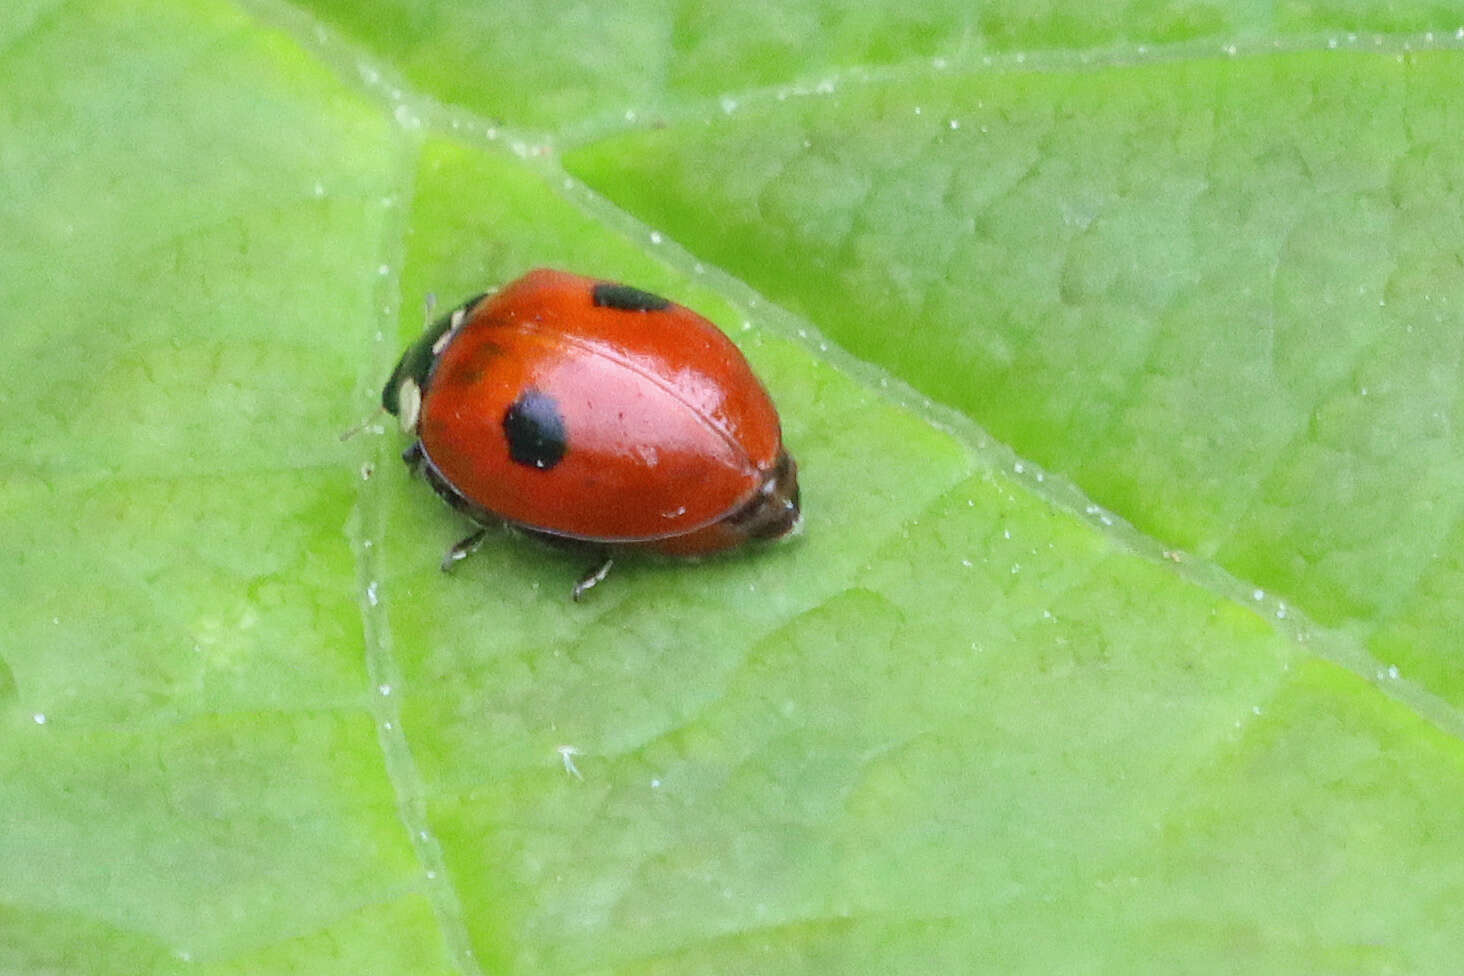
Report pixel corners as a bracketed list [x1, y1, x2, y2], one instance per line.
[434, 305, 468, 355]
[398, 378, 421, 433]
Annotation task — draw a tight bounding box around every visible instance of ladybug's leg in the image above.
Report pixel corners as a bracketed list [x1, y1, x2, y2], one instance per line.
[441, 528, 488, 572]
[571, 553, 615, 602]
[401, 440, 425, 475]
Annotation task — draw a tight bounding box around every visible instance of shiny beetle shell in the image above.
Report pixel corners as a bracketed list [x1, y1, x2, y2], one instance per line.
[382, 269, 800, 558]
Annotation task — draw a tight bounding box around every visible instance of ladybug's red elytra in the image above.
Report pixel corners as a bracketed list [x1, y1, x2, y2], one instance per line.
[382, 268, 801, 599]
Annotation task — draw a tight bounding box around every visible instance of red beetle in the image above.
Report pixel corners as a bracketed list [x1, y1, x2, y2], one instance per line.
[382, 269, 801, 598]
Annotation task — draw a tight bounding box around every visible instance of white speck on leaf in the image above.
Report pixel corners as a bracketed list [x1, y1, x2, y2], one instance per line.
[558, 746, 584, 780]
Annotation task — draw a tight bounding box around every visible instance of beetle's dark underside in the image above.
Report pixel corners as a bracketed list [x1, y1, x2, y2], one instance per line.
[400, 439, 796, 553]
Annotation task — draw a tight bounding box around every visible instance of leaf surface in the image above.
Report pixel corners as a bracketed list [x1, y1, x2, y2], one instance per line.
[3, 0, 1462, 972]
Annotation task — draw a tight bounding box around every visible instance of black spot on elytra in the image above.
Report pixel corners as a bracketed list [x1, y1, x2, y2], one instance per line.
[592, 282, 671, 312]
[502, 389, 567, 471]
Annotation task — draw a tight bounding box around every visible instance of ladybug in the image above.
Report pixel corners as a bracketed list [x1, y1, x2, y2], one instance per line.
[382, 269, 801, 599]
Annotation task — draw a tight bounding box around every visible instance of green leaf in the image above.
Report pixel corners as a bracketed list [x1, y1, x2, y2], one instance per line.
[564, 47, 1464, 695]
[3, 0, 1462, 973]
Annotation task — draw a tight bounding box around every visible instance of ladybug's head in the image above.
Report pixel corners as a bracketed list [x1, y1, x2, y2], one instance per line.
[382, 293, 488, 433]
[729, 450, 801, 543]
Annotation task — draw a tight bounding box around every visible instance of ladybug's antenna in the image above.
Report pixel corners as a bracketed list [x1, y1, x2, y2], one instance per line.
[339, 406, 386, 442]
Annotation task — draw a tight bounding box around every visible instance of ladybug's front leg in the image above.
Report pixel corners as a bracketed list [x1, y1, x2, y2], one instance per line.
[571, 553, 614, 602]
[401, 440, 425, 475]
[441, 528, 489, 572]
